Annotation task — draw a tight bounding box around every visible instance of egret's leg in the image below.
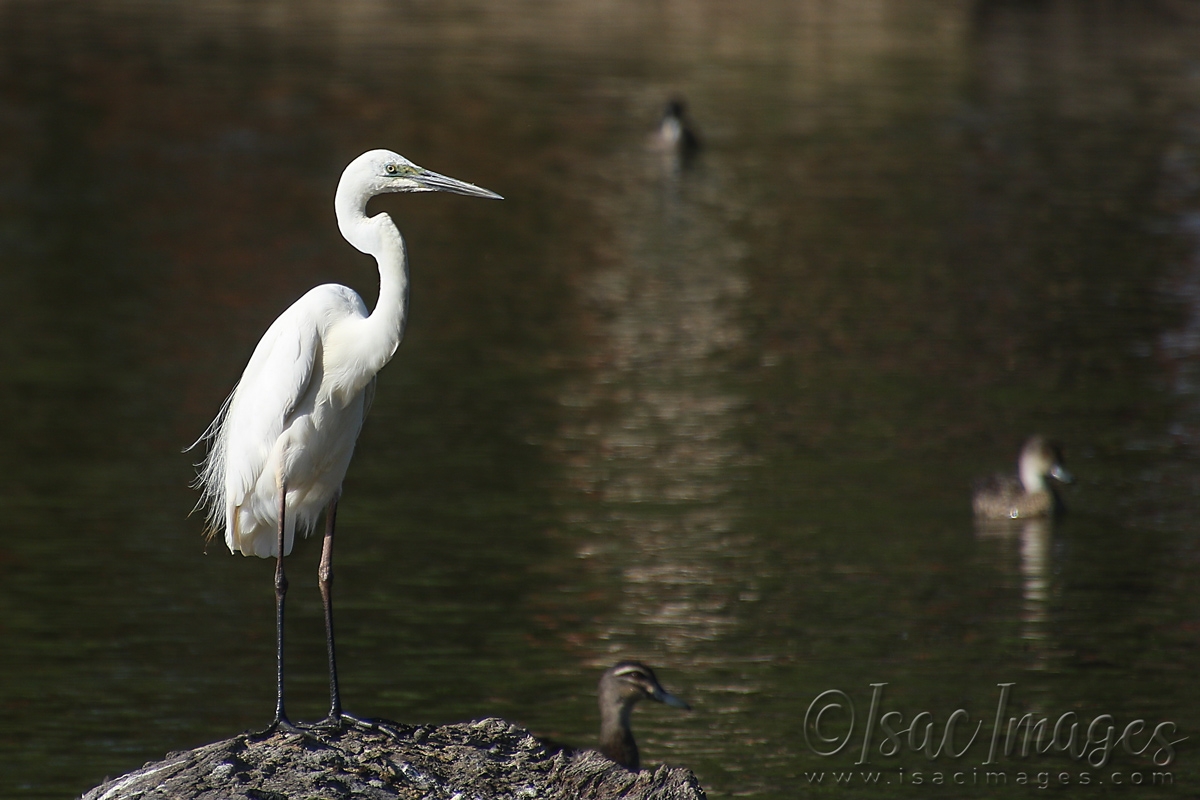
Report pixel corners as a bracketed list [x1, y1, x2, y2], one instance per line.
[272, 480, 292, 730]
[319, 495, 342, 723]
[311, 496, 378, 735]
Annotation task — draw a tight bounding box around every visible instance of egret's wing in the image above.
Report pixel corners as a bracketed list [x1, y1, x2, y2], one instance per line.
[362, 374, 377, 419]
[220, 298, 322, 511]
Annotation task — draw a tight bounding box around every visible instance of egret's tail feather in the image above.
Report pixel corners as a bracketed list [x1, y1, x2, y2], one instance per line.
[189, 385, 239, 541]
[225, 506, 299, 559]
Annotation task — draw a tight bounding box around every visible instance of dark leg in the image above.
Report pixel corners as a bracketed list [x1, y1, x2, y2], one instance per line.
[271, 481, 293, 731]
[319, 495, 342, 724]
[311, 495, 378, 735]
[258, 482, 341, 745]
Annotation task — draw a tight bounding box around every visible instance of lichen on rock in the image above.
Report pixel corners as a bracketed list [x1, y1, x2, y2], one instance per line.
[80, 717, 706, 800]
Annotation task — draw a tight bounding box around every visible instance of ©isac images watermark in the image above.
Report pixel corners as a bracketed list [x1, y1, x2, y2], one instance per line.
[802, 682, 1186, 787]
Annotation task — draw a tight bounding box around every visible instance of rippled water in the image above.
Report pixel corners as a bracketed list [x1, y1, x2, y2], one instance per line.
[2, 1, 1200, 797]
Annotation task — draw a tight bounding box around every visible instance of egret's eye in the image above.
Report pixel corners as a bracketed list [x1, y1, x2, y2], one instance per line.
[386, 163, 398, 174]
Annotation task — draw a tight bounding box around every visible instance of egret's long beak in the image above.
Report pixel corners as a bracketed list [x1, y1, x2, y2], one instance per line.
[412, 167, 503, 200]
[651, 685, 692, 711]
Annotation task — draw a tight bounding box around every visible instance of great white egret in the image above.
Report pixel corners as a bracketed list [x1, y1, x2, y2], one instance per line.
[193, 149, 501, 732]
[597, 662, 690, 770]
[972, 436, 1074, 519]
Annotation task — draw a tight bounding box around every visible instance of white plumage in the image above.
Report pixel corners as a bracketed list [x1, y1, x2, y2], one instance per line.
[195, 149, 499, 558]
[203, 285, 375, 556]
[191, 148, 500, 729]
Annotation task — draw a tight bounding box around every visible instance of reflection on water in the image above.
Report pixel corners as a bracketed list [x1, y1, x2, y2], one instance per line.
[533, 112, 774, 774]
[553, 131, 752, 652]
[1159, 71, 1200, 461]
[975, 518, 1054, 670]
[2, 2, 1200, 798]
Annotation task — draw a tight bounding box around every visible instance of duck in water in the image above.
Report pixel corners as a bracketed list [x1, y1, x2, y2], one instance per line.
[973, 436, 1074, 520]
[652, 98, 701, 164]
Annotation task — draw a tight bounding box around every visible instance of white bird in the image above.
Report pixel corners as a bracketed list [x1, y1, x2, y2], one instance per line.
[193, 149, 501, 732]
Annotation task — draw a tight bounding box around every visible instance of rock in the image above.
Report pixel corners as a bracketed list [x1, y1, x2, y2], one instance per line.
[80, 717, 706, 800]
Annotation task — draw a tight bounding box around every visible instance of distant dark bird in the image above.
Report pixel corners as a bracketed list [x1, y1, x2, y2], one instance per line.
[653, 98, 701, 161]
[597, 661, 690, 770]
[973, 436, 1074, 519]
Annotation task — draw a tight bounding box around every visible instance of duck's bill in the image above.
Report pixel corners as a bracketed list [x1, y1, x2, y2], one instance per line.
[652, 687, 692, 710]
[415, 168, 503, 200]
[1050, 465, 1074, 484]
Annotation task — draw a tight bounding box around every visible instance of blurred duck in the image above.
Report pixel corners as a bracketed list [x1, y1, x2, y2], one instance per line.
[598, 661, 690, 771]
[973, 436, 1074, 520]
[653, 98, 701, 161]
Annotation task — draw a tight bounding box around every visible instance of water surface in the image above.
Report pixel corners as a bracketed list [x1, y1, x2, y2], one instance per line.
[1, 1, 1199, 797]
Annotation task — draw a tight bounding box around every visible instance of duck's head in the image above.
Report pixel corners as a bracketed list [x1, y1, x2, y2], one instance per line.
[1019, 436, 1074, 493]
[663, 98, 688, 123]
[599, 661, 691, 714]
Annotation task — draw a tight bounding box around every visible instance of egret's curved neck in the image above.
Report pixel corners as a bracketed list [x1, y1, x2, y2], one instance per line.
[334, 183, 409, 389]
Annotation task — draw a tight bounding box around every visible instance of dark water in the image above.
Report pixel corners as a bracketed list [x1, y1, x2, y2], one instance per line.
[2, 1, 1200, 797]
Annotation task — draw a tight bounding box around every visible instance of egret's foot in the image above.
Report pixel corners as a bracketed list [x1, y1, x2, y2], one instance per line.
[307, 713, 348, 733]
[252, 716, 341, 749]
[315, 712, 366, 731]
[339, 712, 379, 732]
[254, 714, 302, 738]
[308, 712, 405, 741]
